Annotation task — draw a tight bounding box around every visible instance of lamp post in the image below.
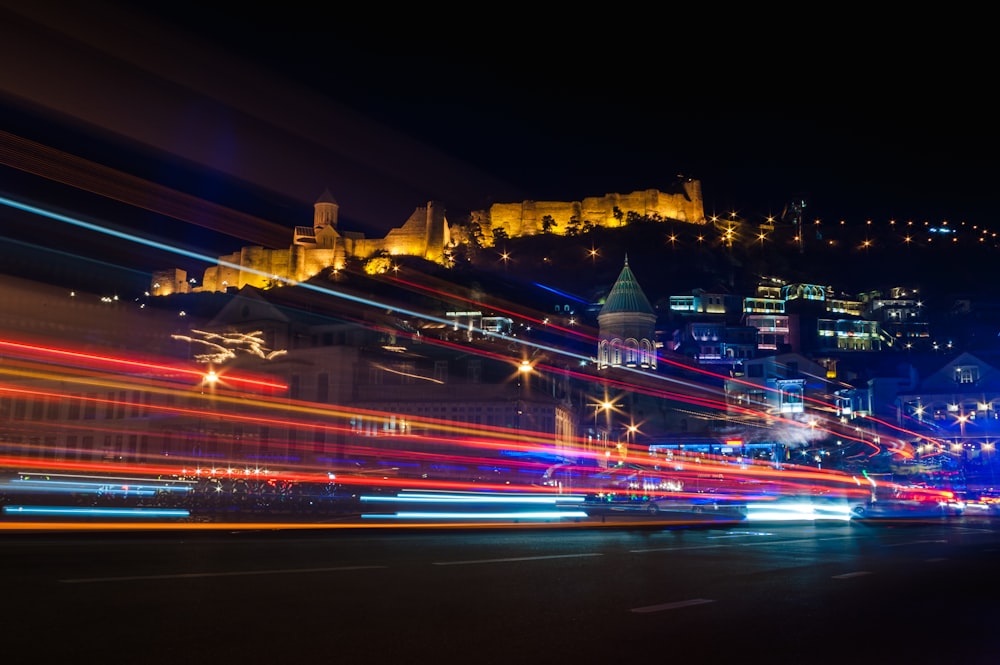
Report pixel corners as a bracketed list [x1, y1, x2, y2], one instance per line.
[983, 441, 996, 486]
[201, 367, 221, 464]
[593, 400, 614, 466]
[516, 360, 531, 436]
[619, 423, 638, 463]
[593, 400, 614, 429]
[956, 411, 969, 474]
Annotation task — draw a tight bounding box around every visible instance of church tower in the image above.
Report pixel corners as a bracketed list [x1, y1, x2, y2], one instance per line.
[312, 187, 341, 253]
[314, 187, 339, 231]
[596, 256, 658, 370]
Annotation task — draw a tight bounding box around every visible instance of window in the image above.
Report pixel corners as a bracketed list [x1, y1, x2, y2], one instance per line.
[434, 360, 448, 383]
[954, 366, 979, 384]
[84, 397, 97, 420]
[317, 373, 329, 403]
[67, 396, 82, 420]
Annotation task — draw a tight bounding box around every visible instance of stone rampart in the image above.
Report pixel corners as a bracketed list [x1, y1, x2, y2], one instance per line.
[488, 181, 705, 241]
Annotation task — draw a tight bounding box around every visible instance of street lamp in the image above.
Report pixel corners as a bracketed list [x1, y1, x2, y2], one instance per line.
[592, 400, 615, 466]
[200, 367, 222, 464]
[625, 423, 638, 445]
[515, 360, 532, 436]
[956, 411, 969, 470]
[984, 442, 996, 485]
[594, 400, 613, 429]
[618, 423, 638, 463]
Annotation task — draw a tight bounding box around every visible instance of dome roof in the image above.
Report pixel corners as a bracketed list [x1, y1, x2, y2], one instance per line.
[598, 256, 654, 316]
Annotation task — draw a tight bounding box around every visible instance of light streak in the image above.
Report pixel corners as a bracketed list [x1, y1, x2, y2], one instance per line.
[361, 490, 591, 520]
[363, 511, 588, 520]
[360, 492, 586, 505]
[744, 500, 853, 522]
[3, 478, 191, 497]
[0, 337, 286, 392]
[3, 506, 190, 518]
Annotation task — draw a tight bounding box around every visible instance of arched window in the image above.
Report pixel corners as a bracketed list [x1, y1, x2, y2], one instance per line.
[610, 339, 623, 366]
[598, 339, 610, 368]
[624, 338, 640, 366]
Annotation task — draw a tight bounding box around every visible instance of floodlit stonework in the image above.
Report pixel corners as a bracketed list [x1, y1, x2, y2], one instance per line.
[486, 179, 705, 241]
[151, 179, 705, 296]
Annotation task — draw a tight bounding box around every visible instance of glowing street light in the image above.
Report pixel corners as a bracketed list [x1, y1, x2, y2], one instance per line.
[594, 400, 614, 428]
[514, 359, 533, 436]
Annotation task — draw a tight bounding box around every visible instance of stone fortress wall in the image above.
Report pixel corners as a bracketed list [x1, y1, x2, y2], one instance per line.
[151, 179, 705, 296]
[487, 178, 705, 240]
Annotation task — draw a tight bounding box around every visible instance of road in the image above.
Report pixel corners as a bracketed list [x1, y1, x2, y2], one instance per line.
[1, 517, 998, 664]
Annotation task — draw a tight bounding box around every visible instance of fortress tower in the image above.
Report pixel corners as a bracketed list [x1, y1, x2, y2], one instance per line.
[314, 187, 339, 232]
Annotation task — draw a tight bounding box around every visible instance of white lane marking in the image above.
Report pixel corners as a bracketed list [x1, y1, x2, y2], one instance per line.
[832, 571, 872, 579]
[739, 536, 856, 546]
[433, 553, 602, 566]
[61, 565, 386, 584]
[632, 535, 856, 554]
[631, 599, 715, 613]
[884, 539, 948, 547]
[630, 544, 724, 553]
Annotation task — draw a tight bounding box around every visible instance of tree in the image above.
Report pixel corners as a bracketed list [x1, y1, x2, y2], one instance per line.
[565, 216, 581, 236]
[492, 226, 509, 243]
[541, 214, 557, 234]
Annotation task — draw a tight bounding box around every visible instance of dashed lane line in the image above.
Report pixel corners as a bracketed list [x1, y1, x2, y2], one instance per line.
[631, 599, 715, 613]
[61, 565, 386, 583]
[433, 553, 603, 566]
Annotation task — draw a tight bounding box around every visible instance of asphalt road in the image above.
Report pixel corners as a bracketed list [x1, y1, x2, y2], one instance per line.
[1, 517, 998, 665]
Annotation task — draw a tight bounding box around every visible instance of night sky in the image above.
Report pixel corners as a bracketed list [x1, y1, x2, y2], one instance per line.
[0, 2, 996, 287]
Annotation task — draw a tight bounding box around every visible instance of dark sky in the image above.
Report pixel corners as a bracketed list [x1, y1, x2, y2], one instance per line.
[1, 2, 996, 287]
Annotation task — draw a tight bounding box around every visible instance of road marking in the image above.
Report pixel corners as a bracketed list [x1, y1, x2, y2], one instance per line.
[433, 553, 602, 566]
[739, 536, 856, 546]
[630, 544, 724, 553]
[884, 539, 948, 547]
[60, 565, 386, 584]
[832, 571, 872, 579]
[631, 599, 715, 613]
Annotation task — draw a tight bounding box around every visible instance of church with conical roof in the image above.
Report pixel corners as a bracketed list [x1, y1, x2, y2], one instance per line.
[596, 256, 658, 370]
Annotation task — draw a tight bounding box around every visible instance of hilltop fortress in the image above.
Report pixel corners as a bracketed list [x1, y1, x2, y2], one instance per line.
[150, 177, 705, 296]
[485, 178, 704, 240]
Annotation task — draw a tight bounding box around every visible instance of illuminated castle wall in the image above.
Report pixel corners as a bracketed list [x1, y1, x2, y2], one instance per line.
[151, 189, 451, 295]
[151, 180, 705, 296]
[486, 179, 705, 240]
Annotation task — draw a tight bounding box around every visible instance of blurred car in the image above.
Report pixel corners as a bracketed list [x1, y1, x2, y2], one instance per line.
[850, 498, 963, 519]
[646, 496, 748, 521]
[961, 496, 1000, 515]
